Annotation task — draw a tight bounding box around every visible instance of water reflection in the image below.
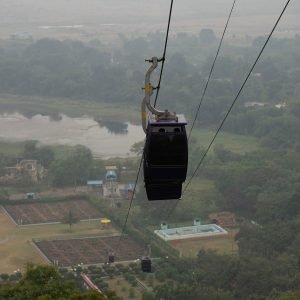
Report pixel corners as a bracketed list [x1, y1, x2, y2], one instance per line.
[0, 113, 144, 158]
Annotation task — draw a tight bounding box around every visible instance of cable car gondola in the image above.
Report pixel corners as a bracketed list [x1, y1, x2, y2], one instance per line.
[143, 115, 188, 200]
[141, 256, 152, 273]
[141, 57, 188, 200]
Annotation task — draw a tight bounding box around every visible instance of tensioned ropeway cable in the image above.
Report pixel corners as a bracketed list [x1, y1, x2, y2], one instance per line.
[187, 0, 237, 140]
[165, 0, 237, 222]
[153, 0, 174, 108]
[182, 0, 292, 196]
[119, 0, 175, 243]
[165, 197, 180, 221]
[118, 157, 143, 243]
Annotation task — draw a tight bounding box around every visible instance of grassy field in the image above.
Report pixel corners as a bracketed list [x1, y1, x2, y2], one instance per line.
[191, 128, 260, 154]
[170, 228, 239, 257]
[0, 207, 118, 273]
[155, 178, 222, 225]
[0, 141, 25, 156]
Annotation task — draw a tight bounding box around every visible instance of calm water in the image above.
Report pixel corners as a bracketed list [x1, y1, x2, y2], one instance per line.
[0, 113, 144, 158]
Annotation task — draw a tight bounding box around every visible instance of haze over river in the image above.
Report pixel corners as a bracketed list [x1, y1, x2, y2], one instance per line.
[0, 113, 144, 158]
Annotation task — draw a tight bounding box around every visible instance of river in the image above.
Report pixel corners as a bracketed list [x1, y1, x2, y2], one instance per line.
[0, 113, 145, 159]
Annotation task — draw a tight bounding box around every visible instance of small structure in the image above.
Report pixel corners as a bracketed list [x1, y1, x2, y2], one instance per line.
[155, 224, 228, 242]
[119, 183, 137, 199]
[209, 211, 237, 228]
[275, 102, 287, 109]
[80, 273, 102, 293]
[100, 218, 111, 228]
[87, 180, 103, 193]
[105, 166, 118, 171]
[105, 171, 117, 181]
[160, 222, 168, 230]
[244, 101, 266, 108]
[0, 160, 47, 184]
[108, 250, 115, 263]
[193, 218, 201, 226]
[26, 192, 36, 200]
[124, 183, 135, 199]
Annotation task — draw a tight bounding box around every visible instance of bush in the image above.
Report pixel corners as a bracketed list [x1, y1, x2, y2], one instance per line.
[90, 274, 101, 281]
[59, 268, 68, 275]
[155, 271, 166, 282]
[87, 265, 97, 271]
[0, 274, 9, 281]
[131, 280, 137, 287]
[137, 272, 146, 281]
[9, 274, 18, 281]
[63, 272, 75, 280]
[93, 278, 103, 286]
[92, 268, 104, 275]
[98, 282, 108, 290]
[129, 287, 135, 299]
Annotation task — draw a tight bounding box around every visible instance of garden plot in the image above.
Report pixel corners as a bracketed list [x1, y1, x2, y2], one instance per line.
[34, 236, 145, 267]
[3, 199, 103, 225]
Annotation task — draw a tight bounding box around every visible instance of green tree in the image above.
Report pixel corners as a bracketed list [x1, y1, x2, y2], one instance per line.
[34, 147, 55, 168]
[62, 210, 79, 230]
[279, 290, 300, 300]
[0, 264, 116, 300]
[23, 140, 38, 158]
[50, 146, 93, 187]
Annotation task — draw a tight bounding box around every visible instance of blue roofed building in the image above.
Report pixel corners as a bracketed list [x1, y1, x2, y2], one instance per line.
[105, 171, 117, 181]
[87, 180, 103, 193]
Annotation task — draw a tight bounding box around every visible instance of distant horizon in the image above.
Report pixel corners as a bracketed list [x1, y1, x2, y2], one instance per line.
[0, 0, 299, 42]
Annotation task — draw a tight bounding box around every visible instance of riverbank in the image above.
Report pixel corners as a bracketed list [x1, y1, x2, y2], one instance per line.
[0, 94, 139, 124]
[0, 112, 144, 159]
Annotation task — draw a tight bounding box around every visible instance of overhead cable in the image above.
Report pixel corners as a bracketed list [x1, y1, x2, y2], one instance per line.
[119, 0, 175, 243]
[183, 0, 291, 195]
[165, 0, 237, 221]
[153, 0, 174, 108]
[188, 0, 237, 140]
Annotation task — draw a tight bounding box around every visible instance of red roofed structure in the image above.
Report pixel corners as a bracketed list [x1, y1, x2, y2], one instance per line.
[209, 211, 237, 228]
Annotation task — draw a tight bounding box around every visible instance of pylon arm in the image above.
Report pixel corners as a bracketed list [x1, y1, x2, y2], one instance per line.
[141, 57, 177, 133]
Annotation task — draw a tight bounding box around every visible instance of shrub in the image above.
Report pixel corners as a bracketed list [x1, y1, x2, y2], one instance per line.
[87, 265, 97, 271]
[0, 274, 9, 281]
[59, 268, 68, 274]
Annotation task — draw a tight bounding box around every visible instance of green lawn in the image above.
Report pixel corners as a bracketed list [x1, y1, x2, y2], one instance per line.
[0, 141, 25, 156]
[190, 128, 260, 154]
[171, 229, 239, 257]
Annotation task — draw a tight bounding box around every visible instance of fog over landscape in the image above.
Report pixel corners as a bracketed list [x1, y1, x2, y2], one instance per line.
[0, 1, 300, 299]
[0, 0, 299, 41]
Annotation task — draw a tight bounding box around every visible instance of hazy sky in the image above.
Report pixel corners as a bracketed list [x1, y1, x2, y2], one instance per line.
[0, 0, 298, 39]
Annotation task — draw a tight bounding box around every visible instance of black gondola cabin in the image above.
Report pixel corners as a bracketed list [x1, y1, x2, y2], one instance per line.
[141, 256, 152, 273]
[143, 114, 188, 200]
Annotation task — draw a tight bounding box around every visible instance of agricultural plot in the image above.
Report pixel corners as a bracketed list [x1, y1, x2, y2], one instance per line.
[3, 199, 103, 225]
[35, 236, 145, 267]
